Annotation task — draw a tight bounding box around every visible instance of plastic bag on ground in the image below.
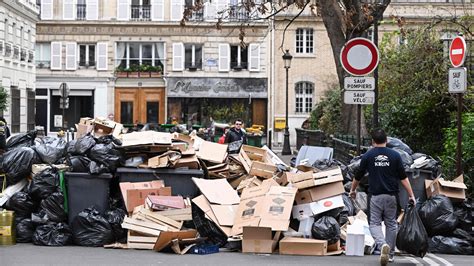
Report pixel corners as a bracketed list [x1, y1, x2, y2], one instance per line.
[2, 147, 41, 185]
[453, 200, 473, 232]
[31, 209, 52, 225]
[353, 191, 368, 214]
[67, 156, 92, 172]
[88, 143, 123, 172]
[71, 207, 114, 247]
[311, 216, 340, 245]
[15, 218, 36, 243]
[35, 138, 66, 164]
[419, 195, 458, 236]
[40, 192, 67, 223]
[392, 147, 413, 168]
[105, 208, 127, 242]
[32, 222, 72, 246]
[28, 168, 60, 201]
[387, 137, 413, 155]
[89, 161, 110, 175]
[342, 192, 356, 217]
[428, 236, 474, 255]
[5, 191, 38, 217]
[69, 135, 96, 155]
[451, 228, 474, 245]
[6, 130, 37, 150]
[396, 202, 429, 257]
[192, 203, 227, 247]
[96, 135, 122, 146]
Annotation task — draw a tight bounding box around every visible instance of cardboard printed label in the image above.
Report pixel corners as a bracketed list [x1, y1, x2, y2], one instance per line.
[273, 197, 285, 205]
[246, 200, 258, 208]
[243, 208, 255, 216]
[0, 226, 11, 236]
[323, 201, 333, 207]
[269, 206, 284, 214]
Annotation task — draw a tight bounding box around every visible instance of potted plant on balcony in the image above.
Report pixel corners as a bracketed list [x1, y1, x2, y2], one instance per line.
[139, 64, 151, 77]
[129, 65, 140, 78]
[150, 65, 162, 77]
[115, 66, 129, 78]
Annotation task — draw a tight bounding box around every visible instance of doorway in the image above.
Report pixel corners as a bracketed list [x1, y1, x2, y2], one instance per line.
[115, 88, 165, 125]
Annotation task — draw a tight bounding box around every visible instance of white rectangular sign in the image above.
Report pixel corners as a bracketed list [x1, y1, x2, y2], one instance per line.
[344, 77, 375, 91]
[344, 91, 375, 105]
[449, 67, 467, 93]
[54, 115, 63, 127]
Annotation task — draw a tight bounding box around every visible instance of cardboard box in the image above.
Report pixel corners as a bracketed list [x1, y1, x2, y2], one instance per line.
[153, 230, 197, 252]
[196, 140, 228, 163]
[292, 195, 344, 221]
[326, 240, 343, 255]
[346, 224, 365, 256]
[148, 151, 181, 168]
[279, 237, 327, 256]
[232, 179, 297, 235]
[288, 167, 344, 190]
[75, 117, 95, 138]
[425, 175, 467, 201]
[119, 181, 171, 212]
[249, 161, 278, 179]
[295, 181, 345, 204]
[174, 155, 200, 169]
[94, 119, 115, 137]
[242, 226, 280, 254]
[121, 131, 172, 147]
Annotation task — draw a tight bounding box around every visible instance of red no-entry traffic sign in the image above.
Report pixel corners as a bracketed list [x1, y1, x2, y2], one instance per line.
[449, 36, 467, 68]
[340, 38, 379, 76]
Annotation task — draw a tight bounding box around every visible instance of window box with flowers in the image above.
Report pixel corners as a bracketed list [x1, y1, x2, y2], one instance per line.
[115, 65, 162, 78]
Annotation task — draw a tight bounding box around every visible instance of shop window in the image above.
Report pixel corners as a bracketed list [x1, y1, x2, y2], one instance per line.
[79, 44, 96, 67]
[11, 87, 21, 133]
[296, 28, 314, 54]
[295, 82, 314, 113]
[184, 44, 203, 70]
[230, 45, 248, 70]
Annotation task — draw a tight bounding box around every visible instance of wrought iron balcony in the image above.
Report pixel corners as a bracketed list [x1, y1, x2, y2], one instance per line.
[77, 4, 86, 20]
[229, 5, 250, 22]
[185, 61, 203, 70]
[36, 60, 51, 68]
[78, 60, 96, 68]
[131, 5, 151, 21]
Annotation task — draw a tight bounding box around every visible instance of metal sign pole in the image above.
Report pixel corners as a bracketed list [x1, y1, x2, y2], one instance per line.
[357, 104, 361, 155]
[456, 93, 463, 175]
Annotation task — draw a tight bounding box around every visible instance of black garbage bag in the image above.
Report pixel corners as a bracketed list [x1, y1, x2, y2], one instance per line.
[16, 218, 36, 243]
[6, 130, 37, 150]
[5, 191, 38, 217]
[428, 236, 474, 255]
[69, 135, 96, 155]
[311, 216, 340, 245]
[311, 159, 339, 171]
[32, 223, 72, 246]
[192, 203, 227, 247]
[342, 193, 356, 216]
[419, 195, 458, 236]
[31, 209, 52, 225]
[96, 135, 122, 146]
[392, 148, 413, 168]
[344, 181, 353, 193]
[453, 200, 473, 232]
[353, 191, 368, 214]
[2, 147, 41, 185]
[35, 138, 66, 164]
[105, 208, 127, 242]
[387, 137, 413, 155]
[88, 144, 123, 172]
[89, 161, 109, 175]
[410, 153, 441, 176]
[28, 168, 60, 201]
[67, 155, 92, 172]
[451, 228, 474, 245]
[314, 207, 343, 222]
[40, 192, 67, 223]
[71, 207, 114, 247]
[396, 202, 429, 257]
[66, 139, 77, 154]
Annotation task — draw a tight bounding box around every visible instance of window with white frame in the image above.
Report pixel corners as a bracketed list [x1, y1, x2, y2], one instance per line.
[184, 44, 203, 70]
[35, 42, 51, 68]
[230, 44, 248, 70]
[115, 42, 165, 70]
[296, 28, 314, 54]
[78, 44, 96, 67]
[295, 82, 314, 113]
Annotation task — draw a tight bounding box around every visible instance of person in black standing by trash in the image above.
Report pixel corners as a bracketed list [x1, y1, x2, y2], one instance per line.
[350, 128, 415, 265]
[224, 119, 247, 154]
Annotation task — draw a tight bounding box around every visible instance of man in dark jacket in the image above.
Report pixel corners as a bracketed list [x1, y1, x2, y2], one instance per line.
[225, 119, 247, 153]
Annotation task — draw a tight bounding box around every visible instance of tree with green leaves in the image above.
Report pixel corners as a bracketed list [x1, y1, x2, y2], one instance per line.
[0, 87, 8, 112]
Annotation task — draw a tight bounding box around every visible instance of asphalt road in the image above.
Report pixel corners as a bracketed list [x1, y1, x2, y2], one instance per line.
[0, 244, 472, 266]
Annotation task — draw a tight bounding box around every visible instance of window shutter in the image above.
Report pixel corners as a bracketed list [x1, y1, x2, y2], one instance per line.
[63, 0, 76, 20]
[172, 43, 184, 71]
[248, 43, 260, 72]
[86, 0, 99, 20]
[97, 42, 108, 71]
[216, 0, 228, 19]
[151, 0, 164, 21]
[50, 42, 62, 70]
[41, 0, 53, 20]
[204, 0, 216, 21]
[117, 0, 130, 21]
[218, 43, 230, 72]
[65, 42, 77, 70]
[170, 0, 184, 21]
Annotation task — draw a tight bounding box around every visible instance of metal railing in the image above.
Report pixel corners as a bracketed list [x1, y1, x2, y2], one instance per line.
[28, 51, 34, 63]
[185, 61, 203, 70]
[78, 60, 96, 67]
[231, 61, 248, 70]
[131, 5, 151, 21]
[35, 60, 51, 68]
[229, 5, 250, 21]
[189, 9, 204, 21]
[77, 4, 86, 20]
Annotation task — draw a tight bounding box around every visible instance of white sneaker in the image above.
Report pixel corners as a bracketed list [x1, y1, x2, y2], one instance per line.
[380, 244, 390, 265]
[389, 255, 395, 263]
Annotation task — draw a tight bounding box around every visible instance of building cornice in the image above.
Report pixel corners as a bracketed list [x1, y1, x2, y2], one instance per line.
[0, 0, 39, 22]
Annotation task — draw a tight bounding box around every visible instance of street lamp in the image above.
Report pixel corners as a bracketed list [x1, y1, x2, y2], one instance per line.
[282, 49, 293, 155]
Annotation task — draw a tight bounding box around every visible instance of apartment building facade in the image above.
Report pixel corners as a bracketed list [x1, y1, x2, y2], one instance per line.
[35, 0, 269, 135]
[0, 0, 38, 133]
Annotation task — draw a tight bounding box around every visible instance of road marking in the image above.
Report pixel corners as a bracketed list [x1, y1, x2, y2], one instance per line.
[426, 253, 453, 266]
[451, 48, 463, 55]
[422, 256, 440, 265]
[403, 256, 423, 265]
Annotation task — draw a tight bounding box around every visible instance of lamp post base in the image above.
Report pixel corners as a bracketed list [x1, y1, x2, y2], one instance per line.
[282, 129, 291, 155]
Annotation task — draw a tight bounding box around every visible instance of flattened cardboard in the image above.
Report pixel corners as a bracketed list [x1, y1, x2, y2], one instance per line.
[238, 148, 253, 173]
[196, 141, 228, 163]
[242, 226, 280, 254]
[295, 182, 345, 204]
[174, 155, 200, 169]
[425, 175, 467, 201]
[119, 181, 169, 212]
[279, 237, 327, 256]
[209, 204, 239, 226]
[153, 230, 197, 252]
[249, 161, 278, 179]
[121, 131, 172, 147]
[292, 195, 345, 221]
[192, 178, 240, 205]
